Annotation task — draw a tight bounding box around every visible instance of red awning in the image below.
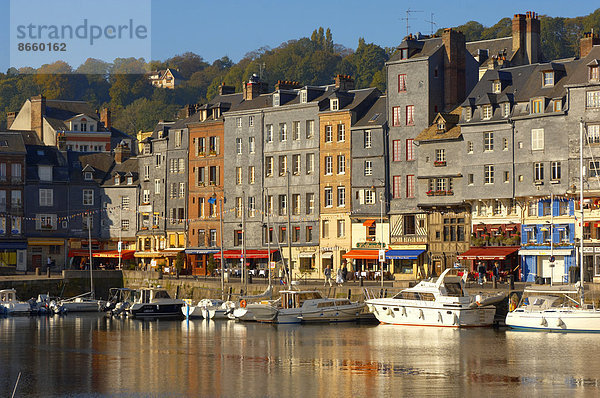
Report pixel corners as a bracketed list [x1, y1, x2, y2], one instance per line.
[363, 219, 376, 227]
[68, 249, 99, 258]
[92, 250, 136, 260]
[473, 225, 487, 232]
[342, 249, 380, 260]
[457, 247, 520, 260]
[214, 249, 277, 259]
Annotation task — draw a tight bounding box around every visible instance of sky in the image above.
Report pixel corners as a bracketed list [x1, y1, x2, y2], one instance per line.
[0, 0, 598, 71]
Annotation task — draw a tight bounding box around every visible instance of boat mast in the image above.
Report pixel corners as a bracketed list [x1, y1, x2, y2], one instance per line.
[242, 190, 247, 293]
[266, 187, 271, 288]
[220, 198, 225, 300]
[286, 171, 292, 286]
[580, 120, 585, 306]
[88, 211, 94, 299]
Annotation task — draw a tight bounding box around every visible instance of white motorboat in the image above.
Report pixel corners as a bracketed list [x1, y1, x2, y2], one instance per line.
[53, 292, 106, 313]
[0, 289, 32, 315]
[128, 287, 185, 319]
[230, 287, 276, 321]
[207, 301, 236, 320]
[365, 268, 498, 328]
[197, 299, 224, 319]
[505, 284, 600, 332]
[251, 290, 366, 324]
[106, 288, 134, 316]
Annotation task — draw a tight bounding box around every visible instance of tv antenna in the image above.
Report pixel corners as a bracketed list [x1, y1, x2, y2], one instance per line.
[401, 9, 423, 37]
[425, 13, 437, 36]
[258, 62, 266, 80]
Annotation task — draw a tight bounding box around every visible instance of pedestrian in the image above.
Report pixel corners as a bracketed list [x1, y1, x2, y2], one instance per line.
[323, 265, 332, 287]
[47, 256, 52, 270]
[336, 268, 344, 286]
[477, 262, 486, 285]
[342, 261, 348, 282]
[493, 262, 500, 282]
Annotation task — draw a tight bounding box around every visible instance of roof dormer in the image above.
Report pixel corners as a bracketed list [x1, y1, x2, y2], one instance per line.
[330, 98, 339, 111]
[114, 173, 121, 185]
[82, 164, 95, 181]
[492, 80, 502, 94]
[589, 59, 600, 82]
[542, 70, 554, 87]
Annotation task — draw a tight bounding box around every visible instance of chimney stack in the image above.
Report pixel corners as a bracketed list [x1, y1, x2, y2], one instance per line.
[512, 12, 541, 65]
[275, 80, 302, 91]
[6, 112, 16, 129]
[512, 13, 526, 60]
[243, 74, 268, 101]
[334, 75, 355, 91]
[114, 142, 131, 164]
[30, 94, 46, 143]
[580, 32, 600, 58]
[100, 108, 111, 130]
[442, 28, 466, 111]
[218, 83, 236, 95]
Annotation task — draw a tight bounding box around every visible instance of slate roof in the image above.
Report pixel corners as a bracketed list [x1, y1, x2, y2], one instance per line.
[415, 108, 462, 142]
[43, 99, 98, 131]
[25, 145, 69, 182]
[68, 152, 114, 184]
[102, 157, 139, 187]
[466, 37, 514, 62]
[565, 46, 600, 86]
[353, 95, 387, 128]
[0, 132, 26, 154]
[388, 37, 442, 62]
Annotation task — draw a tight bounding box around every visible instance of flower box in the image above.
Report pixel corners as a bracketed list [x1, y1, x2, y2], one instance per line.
[426, 191, 434, 196]
[209, 150, 217, 156]
[433, 160, 446, 167]
[198, 152, 205, 157]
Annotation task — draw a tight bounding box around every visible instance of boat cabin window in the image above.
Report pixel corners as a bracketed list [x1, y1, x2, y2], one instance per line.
[153, 290, 171, 299]
[444, 283, 464, 297]
[335, 300, 351, 306]
[394, 291, 435, 301]
[317, 302, 334, 308]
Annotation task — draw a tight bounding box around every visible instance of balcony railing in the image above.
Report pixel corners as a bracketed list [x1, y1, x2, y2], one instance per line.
[391, 234, 428, 243]
[426, 190, 453, 196]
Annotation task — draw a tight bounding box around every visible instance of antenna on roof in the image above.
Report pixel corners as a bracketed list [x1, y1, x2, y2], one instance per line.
[401, 9, 423, 37]
[425, 13, 437, 36]
[258, 62, 266, 80]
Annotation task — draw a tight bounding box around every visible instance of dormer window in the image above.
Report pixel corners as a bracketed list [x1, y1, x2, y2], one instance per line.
[84, 172, 93, 181]
[143, 143, 151, 155]
[465, 107, 472, 121]
[482, 105, 493, 120]
[114, 175, 121, 185]
[492, 80, 501, 93]
[81, 122, 87, 132]
[400, 48, 409, 60]
[542, 71, 554, 87]
[330, 99, 339, 111]
[553, 99, 562, 112]
[502, 102, 510, 118]
[127, 176, 133, 185]
[73, 124, 78, 131]
[590, 65, 599, 81]
[300, 90, 307, 103]
[531, 98, 544, 114]
[273, 93, 280, 107]
[437, 120, 445, 131]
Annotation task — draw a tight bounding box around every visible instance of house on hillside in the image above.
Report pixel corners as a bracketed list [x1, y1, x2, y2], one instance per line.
[148, 68, 184, 89]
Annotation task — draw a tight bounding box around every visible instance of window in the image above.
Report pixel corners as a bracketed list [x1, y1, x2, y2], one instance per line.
[170, 183, 177, 198]
[484, 165, 494, 184]
[531, 99, 544, 114]
[392, 107, 401, 127]
[155, 154, 162, 167]
[468, 174, 474, 185]
[209, 166, 218, 185]
[337, 186, 346, 207]
[292, 194, 300, 215]
[406, 175, 415, 198]
[551, 161, 561, 181]
[279, 156, 288, 176]
[300, 91, 307, 103]
[364, 161, 373, 176]
[502, 102, 510, 117]
[588, 125, 600, 144]
[492, 80, 501, 93]
[155, 179, 161, 194]
[234, 230, 242, 246]
[39, 189, 53, 206]
[209, 230, 217, 247]
[324, 156, 333, 175]
[465, 107, 472, 121]
[121, 196, 130, 209]
[235, 197, 242, 218]
[292, 226, 300, 243]
[503, 171, 510, 183]
[534, 162, 544, 182]
[322, 220, 330, 238]
[266, 195, 273, 215]
[273, 94, 280, 107]
[467, 141, 473, 153]
[324, 187, 333, 207]
[306, 193, 315, 214]
[292, 121, 300, 140]
[306, 120, 314, 138]
[249, 116, 254, 127]
[392, 140, 401, 161]
[121, 219, 129, 231]
[337, 124, 345, 141]
[482, 105, 493, 119]
[236, 117, 242, 128]
[364, 130, 372, 148]
[279, 195, 287, 215]
[306, 226, 313, 242]
[543, 71, 554, 86]
[337, 219, 345, 237]
[591, 66, 600, 81]
[435, 149, 445, 162]
[249, 137, 255, 153]
[236, 138, 242, 154]
[197, 137, 206, 154]
[38, 165, 52, 182]
[235, 167, 242, 184]
[198, 197, 205, 218]
[484, 132, 494, 151]
[436, 178, 447, 191]
[553, 100, 562, 112]
[331, 99, 339, 111]
[590, 161, 600, 177]
[248, 197, 255, 217]
[406, 139, 415, 161]
[531, 128, 544, 151]
[306, 153, 315, 174]
[279, 123, 287, 141]
[503, 137, 508, 150]
[337, 155, 346, 174]
[398, 74, 407, 92]
[266, 125, 273, 142]
[400, 48, 408, 59]
[83, 189, 94, 205]
[325, 125, 333, 142]
[403, 215, 416, 235]
[406, 105, 415, 125]
[143, 190, 150, 203]
[266, 157, 273, 177]
[365, 189, 375, 204]
[175, 130, 182, 147]
[249, 166, 255, 184]
[393, 176, 401, 198]
[293, 154, 301, 175]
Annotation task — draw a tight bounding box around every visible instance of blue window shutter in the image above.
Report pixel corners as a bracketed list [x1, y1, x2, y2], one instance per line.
[538, 201, 544, 217]
[552, 228, 559, 244]
[552, 200, 559, 217]
[536, 226, 543, 244]
[569, 224, 575, 243]
[569, 199, 574, 216]
[521, 230, 527, 245]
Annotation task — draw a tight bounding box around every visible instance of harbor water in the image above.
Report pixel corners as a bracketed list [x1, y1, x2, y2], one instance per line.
[1, 314, 600, 397]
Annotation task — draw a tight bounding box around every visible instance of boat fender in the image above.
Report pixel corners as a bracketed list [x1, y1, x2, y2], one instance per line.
[401, 307, 406, 316]
[366, 304, 374, 312]
[541, 317, 547, 327]
[386, 308, 393, 316]
[240, 300, 247, 308]
[418, 309, 424, 320]
[453, 313, 459, 325]
[372, 306, 379, 314]
[557, 318, 565, 328]
[438, 311, 443, 323]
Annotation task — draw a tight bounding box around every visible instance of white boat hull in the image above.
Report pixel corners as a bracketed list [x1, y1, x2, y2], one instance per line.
[300, 303, 366, 323]
[506, 309, 600, 332]
[208, 308, 231, 320]
[60, 299, 105, 313]
[1, 302, 31, 315]
[181, 305, 204, 318]
[367, 302, 496, 328]
[246, 304, 278, 322]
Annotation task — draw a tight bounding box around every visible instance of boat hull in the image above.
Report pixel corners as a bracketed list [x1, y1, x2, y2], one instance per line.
[181, 305, 204, 318]
[246, 304, 278, 322]
[207, 308, 231, 320]
[60, 300, 105, 313]
[506, 309, 600, 332]
[366, 301, 496, 327]
[1, 302, 32, 315]
[130, 303, 184, 319]
[300, 303, 367, 323]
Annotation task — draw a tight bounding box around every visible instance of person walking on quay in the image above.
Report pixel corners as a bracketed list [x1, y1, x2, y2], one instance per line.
[477, 262, 486, 285]
[323, 265, 332, 287]
[336, 267, 344, 286]
[342, 261, 348, 282]
[493, 262, 500, 283]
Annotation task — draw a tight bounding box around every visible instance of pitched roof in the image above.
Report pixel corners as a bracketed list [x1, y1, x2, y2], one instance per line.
[353, 95, 387, 128]
[0, 132, 26, 154]
[68, 152, 114, 184]
[102, 157, 139, 187]
[415, 108, 462, 142]
[43, 99, 98, 131]
[466, 37, 513, 62]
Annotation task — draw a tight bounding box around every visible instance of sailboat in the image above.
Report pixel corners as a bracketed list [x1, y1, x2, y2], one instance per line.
[506, 121, 600, 332]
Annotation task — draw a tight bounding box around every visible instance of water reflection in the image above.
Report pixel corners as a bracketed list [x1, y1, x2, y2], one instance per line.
[1, 316, 599, 397]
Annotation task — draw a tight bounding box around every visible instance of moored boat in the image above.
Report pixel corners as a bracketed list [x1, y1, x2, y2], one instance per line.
[365, 268, 498, 328]
[0, 289, 32, 315]
[128, 287, 184, 319]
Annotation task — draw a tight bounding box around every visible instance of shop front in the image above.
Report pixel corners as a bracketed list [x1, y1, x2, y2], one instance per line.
[583, 245, 600, 283]
[92, 250, 136, 269]
[342, 249, 384, 280]
[214, 249, 279, 276]
[185, 248, 220, 276]
[385, 248, 426, 280]
[27, 238, 67, 271]
[518, 247, 575, 284]
[0, 241, 27, 272]
[458, 246, 520, 281]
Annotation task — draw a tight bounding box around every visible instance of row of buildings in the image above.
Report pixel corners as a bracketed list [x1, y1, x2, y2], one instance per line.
[2, 11, 600, 284]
